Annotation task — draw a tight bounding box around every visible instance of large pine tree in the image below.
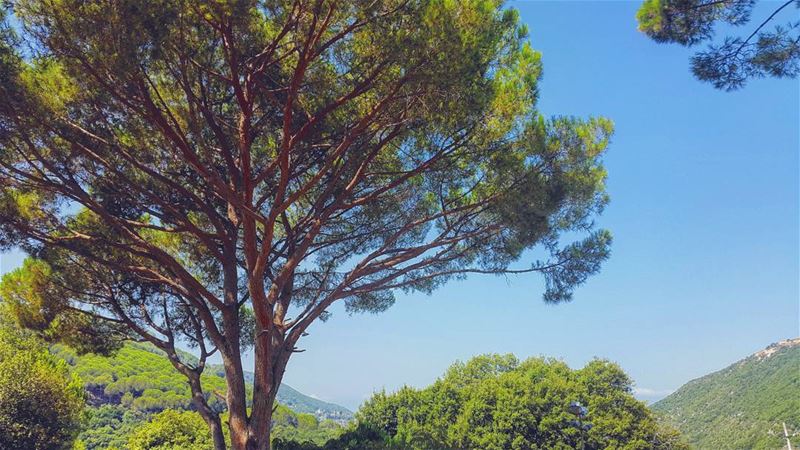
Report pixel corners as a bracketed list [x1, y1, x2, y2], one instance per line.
[0, 1, 611, 448]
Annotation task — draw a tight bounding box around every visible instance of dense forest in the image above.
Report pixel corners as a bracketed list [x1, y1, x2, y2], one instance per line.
[337, 355, 688, 450]
[654, 338, 800, 450]
[14, 320, 696, 450]
[0, 318, 84, 449]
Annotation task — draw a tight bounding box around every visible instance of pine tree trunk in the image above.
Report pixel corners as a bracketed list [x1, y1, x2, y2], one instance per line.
[224, 355, 251, 450]
[246, 405, 276, 450]
[226, 384, 277, 450]
[231, 333, 291, 450]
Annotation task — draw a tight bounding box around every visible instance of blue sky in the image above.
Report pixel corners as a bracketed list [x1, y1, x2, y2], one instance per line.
[273, 0, 799, 409]
[1, 1, 797, 410]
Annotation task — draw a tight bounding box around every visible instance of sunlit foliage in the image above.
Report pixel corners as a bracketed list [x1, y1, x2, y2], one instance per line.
[0, 316, 85, 450]
[354, 354, 688, 450]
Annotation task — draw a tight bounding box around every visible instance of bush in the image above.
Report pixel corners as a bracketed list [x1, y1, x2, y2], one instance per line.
[127, 409, 213, 450]
[0, 323, 85, 450]
[356, 354, 689, 450]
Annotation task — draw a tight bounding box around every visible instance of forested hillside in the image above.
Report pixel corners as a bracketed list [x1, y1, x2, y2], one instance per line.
[654, 338, 800, 449]
[52, 342, 348, 449]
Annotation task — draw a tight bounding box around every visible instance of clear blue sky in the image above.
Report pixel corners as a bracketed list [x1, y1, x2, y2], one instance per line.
[1, 1, 797, 411]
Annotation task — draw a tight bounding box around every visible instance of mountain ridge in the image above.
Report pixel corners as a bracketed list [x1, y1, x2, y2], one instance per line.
[653, 337, 800, 449]
[207, 365, 353, 421]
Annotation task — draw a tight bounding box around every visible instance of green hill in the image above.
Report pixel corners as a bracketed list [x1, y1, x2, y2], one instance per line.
[274, 383, 352, 422]
[52, 342, 351, 449]
[653, 338, 800, 450]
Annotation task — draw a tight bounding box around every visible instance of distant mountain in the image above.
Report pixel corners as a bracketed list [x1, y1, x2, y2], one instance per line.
[653, 338, 800, 450]
[208, 365, 353, 422]
[276, 383, 353, 422]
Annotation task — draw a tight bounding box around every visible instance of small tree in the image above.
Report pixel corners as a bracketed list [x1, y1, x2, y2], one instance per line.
[637, 0, 800, 90]
[128, 409, 215, 450]
[0, 316, 85, 450]
[356, 355, 690, 450]
[0, 1, 611, 448]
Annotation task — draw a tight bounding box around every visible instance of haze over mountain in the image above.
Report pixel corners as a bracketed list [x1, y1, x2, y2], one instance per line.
[210, 366, 353, 421]
[653, 338, 800, 450]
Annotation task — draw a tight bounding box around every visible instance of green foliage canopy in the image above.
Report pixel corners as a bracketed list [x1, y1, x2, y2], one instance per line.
[0, 0, 612, 447]
[128, 409, 215, 450]
[637, 0, 800, 90]
[0, 316, 85, 450]
[76, 404, 149, 450]
[354, 354, 688, 450]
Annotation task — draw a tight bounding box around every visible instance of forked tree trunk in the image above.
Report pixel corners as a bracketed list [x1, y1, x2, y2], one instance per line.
[223, 355, 252, 450]
[225, 374, 281, 450]
[224, 332, 291, 450]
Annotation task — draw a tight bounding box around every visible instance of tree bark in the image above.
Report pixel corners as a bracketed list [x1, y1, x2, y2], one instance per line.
[186, 373, 227, 450]
[207, 415, 227, 450]
[225, 357, 250, 450]
[222, 346, 251, 449]
[224, 332, 291, 450]
[247, 396, 277, 450]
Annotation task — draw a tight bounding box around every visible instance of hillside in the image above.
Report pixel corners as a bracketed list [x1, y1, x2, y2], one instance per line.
[209, 366, 352, 422]
[51, 342, 351, 449]
[54, 342, 352, 421]
[276, 383, 353, 421]
[653, 338, 800, 450]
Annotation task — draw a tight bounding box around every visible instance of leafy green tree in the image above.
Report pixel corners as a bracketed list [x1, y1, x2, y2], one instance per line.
[128, 409, 214, 450]
[0, 315, 85, 450]
[272, 404, 343, 446]
[77, 404, 149, 450]
[0, 0, 612, 448]
[356, 354, 689, 450]
[637, 0, 799, 90]
[273, 423, 390, 450]
[0, 259, 127, 355]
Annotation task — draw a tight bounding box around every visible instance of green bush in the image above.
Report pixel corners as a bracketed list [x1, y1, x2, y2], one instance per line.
[0, 323, 85, 450]
[128, 409, 213, 450]
[356, 354, 688, 450]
